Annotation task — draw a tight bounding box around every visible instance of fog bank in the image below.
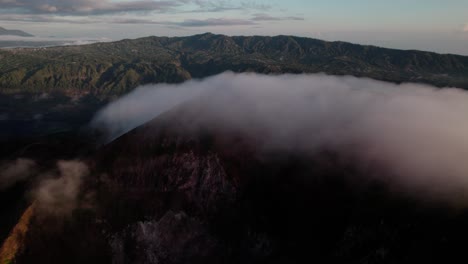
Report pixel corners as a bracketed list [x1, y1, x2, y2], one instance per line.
[0, 159, 36, 190]
[34, 160, 89, 216]
[92, 72, 468, 204]
[91, 79, 213, 141]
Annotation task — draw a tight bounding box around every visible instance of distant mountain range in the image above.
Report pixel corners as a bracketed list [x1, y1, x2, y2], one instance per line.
[0, 33, 467, 95]
[0, 27, 33, 37]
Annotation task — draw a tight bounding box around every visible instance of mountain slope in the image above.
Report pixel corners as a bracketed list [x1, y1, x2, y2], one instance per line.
[12, 92, 468, 263]
[91, 96, 468, 263]
[0, 33, 467, 95]
[0, 27, 33, 37]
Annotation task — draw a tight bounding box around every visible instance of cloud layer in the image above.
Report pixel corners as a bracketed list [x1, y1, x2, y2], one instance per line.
[0, 0, 275, 17]
[92, 79, 211, 141]
[0, 0, 302, 28]
[0, 0, 179, 15]
[0, 35, 111, 48]
[93, 72, 468, 205]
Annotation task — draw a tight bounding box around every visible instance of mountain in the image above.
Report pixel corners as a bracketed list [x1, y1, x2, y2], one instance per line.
[0, 33, 467, 95]
[3, 33, 468, 263]
[7, 91, 468, 264]
[0, 27, 33, 37]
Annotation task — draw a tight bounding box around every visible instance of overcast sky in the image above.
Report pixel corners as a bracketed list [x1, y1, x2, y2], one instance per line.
[1, 0, 467, 55]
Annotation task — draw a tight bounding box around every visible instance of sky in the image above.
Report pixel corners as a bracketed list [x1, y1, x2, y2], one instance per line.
[0, 0, 467, 55]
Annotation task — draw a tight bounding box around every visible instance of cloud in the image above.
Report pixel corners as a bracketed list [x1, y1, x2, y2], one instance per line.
[0, 0, 280, 28]
[34, 160, 89, 216]
[0, 0, 271, 16]
[110, 17, 257, 27]
[185, 0, 271, 13]
[0, 0, 180, 15]
[92, 72, 468, 206]
[0, 34, 111, 46]
[175, 18, 256, 27]
[0, 13, 154, 24]
[0, 14, 257, 27]
[0, 158, 36, 190]
[92, 79, 211, 141]
[0, 1, 294, 28]
[251, 13, 304, 21]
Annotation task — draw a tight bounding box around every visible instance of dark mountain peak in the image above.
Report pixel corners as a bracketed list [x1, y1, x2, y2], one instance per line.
[177, 33, 242, 53]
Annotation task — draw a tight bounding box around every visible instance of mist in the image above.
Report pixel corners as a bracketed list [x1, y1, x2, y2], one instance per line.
[91, 79, 214, 141]
[92, 72, 468, 205]
[0, 158, 36, 190]
[34, 160, 89, 216]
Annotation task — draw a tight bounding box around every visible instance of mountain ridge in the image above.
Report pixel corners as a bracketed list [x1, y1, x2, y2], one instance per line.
[0, 32, 467, 95]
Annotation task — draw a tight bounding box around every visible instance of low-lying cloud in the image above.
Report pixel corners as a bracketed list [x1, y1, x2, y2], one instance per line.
[92, 72, 468, 205]
[0, 158, 91, 215]
[0, 158, 36, 190]
[34, 160, 89, 216]
[251, 13, 305, 21]
[92, 79, 213, 141]
[0, 0, 271, 16]
[0, 35, 111, 48]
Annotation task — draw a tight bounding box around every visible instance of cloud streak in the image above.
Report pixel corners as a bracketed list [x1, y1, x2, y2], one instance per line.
[251, 13, 304, 21]
[0, 0, 285, 28]
[0, 0, 271, 16]
[0, 14, 258, 27]
[0, 0, 180, 15]
[184, 0, 271, 13]
[0, 14, 294, 28]
[175, 18, 256, 27]
[92, 72, 468, 206]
